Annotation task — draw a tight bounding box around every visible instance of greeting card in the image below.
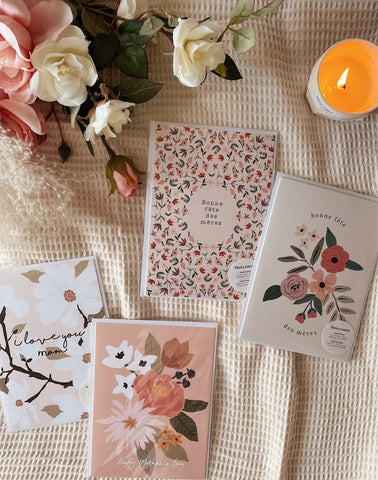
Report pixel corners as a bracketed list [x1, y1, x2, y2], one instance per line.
[88, 320, 217, 479]
[0, 257, 108, 431]
[237, 174, 378, 361]
[141, 122, 276, 300]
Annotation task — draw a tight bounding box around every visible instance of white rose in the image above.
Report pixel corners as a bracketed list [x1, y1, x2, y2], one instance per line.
[84, 100, 135, 143]
[173, 18, 225, 87]
[117, 0, 148, 22]
[30, 25, 97, 107]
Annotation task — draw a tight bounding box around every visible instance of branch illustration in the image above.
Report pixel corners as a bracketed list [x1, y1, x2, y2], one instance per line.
[0, 306, 73, 403]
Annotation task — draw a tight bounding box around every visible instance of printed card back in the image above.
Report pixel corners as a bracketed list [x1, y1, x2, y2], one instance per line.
[237, 174, 378, 361]
[89, 320, 218, 479]
[0, 257, 108, 431]
[141, 122, 276, 300]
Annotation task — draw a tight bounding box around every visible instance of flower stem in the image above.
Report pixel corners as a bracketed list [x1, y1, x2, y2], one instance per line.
[51, 103, 66, 146]
[100, 135, 116, 158]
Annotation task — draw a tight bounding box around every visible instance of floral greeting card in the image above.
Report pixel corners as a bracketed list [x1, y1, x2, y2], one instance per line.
[237, 174, 378, 361]
[0, 257, 108, 431]
[141, 122, 276, 300]
[88, 320, 217, 479]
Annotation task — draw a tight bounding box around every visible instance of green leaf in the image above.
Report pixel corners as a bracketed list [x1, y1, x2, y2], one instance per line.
[290, 245, 305, 259]
[118, 19, 142, 36]
[145, 333, 164, 374]
[313, 297, 322, 315]
[334, 285, 351, 292]
[162, 443, 189, 462]
[136, 442, 155, 476]
[287, 265, 308, 274]
[310, 237, 324, 265]
[337, 296, 355, 303]
[183, 399, 208, 412]
[277, 256, 298, 262]
[250, 0, 284, 19]
[170, 412, 198, 442]
[116, 44, 148, 78]
[345, 260, 363, 271]
[140, 16, 165, 35]
[81, 9, 111, 36]
[212, 54, 243, 80]
[340, 308, 356, 315]
[263, 285, 282, 301]
[293, 294, 315, 304]
[114, 79, 163, 104]
[89, 33, 118, 70]
[325, 227, 337, 247]
[230, 0, 255, 25]
[326, 301, 335, 314]
[106, 161, 117, 195]
[233, 26, 255, 53]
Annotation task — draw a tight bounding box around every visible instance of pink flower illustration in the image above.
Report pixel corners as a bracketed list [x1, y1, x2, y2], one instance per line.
[309, 270, 336, 301]
[280, 273, 308, 301]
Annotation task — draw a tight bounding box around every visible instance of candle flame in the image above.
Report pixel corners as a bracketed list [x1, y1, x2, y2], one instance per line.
[337, 68, 349, 89]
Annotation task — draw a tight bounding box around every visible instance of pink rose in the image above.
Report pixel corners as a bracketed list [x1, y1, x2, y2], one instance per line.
[0, 98, 46, 147]
[0, 0, 73, 103]
[106, 156, 139, 197]
[134, 370, 185, 418]
[280, 273, 308, 301]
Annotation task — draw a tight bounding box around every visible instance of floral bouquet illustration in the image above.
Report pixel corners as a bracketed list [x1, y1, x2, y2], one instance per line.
[98, 333, 208, 476]
[263, 225, 363, 323]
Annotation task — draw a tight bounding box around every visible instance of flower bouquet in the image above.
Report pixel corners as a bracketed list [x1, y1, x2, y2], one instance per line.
[0, 0, 283, 197]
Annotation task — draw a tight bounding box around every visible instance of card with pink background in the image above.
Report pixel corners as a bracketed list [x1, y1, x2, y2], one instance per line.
[141, 122, 276, 301]
[88, 320, 218, 479]
[0, 257, 108, 431]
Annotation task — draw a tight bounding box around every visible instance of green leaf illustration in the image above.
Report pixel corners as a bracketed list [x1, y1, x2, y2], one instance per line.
[41, 405, 63, 418]
[325, 227, 337, 247]
[212, 54, 243, 81]
[183, 399, 208, 412]
[290, 245, 305, 259]
[287, 265, 308, 274]
[75, 260, 89, 278]
[335, 285, 351, 292]
[161, 443, 189, 462]
[114, 79, 163, 104]
[337, 296, 355, 303]
[326, 301, 335, 314]
[170, 412, 198, 442]
[277, 256, 298, 262]
[293, 294, 315, 305]
[233, 26, 255, 53]
[313, 297, 322, 315]
[263, 285, 282, 301]
[22, 270, 44, 283]
[310, 237, 324, 265]
[345, 260, 363, 271]
[340, 308, 356, 315]
[145, 333, 164, 374]
[136, 441, 155, 475]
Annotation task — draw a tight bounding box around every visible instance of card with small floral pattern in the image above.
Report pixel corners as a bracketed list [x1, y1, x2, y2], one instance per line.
[88, 319, 217, 479]
[0, 257, 108, 431]
[237, 174, 378, 361]
[141, 122, 277, 300]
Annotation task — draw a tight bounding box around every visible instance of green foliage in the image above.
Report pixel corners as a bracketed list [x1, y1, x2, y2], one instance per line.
[114, 79, 163, 104]
[212, 54, 243, 80]
[263, 285, 282, 301]
[89, 33, 118, 70]
[233, 26, 255, 53]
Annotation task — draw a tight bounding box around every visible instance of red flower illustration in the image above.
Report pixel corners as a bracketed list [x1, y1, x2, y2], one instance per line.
[295, 313, 305, 323]
[133, 371, 185, 417]
[321, 245, 349, 273]
[307, 308, 317, 318]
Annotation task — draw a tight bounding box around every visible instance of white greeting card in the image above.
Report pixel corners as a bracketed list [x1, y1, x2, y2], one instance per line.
[0, 257, 108, 431]
[141, 121, 277, 300]
[88, 320, 217, 479]
[237, 173, 378, 361]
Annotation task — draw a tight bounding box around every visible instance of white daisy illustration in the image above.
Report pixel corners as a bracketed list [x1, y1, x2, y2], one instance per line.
[0, 285, 29, 318]
[34, 262, 102, 327]
[98, 398, 162, 463]
[128, 349, 157, 375]
[102, 340, 133, 368]
[50, 393, 89, 425]
[1, 379, 39, 431]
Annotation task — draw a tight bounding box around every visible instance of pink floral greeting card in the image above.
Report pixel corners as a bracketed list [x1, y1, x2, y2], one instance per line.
[0, 257, 108, 431]
[141, 122, 277, 300]
[88, 320, 218, 479]
[237, 174, 378, 361]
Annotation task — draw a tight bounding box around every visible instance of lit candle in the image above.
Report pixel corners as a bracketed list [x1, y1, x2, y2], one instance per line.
[306, 39, 378, 120]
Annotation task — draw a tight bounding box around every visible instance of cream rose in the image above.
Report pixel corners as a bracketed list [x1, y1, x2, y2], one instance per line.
[30, 25, 97, 107]
[117, 0, 149, 21]
[173, 18, 225, 87]
[84, 99, 134, 143]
